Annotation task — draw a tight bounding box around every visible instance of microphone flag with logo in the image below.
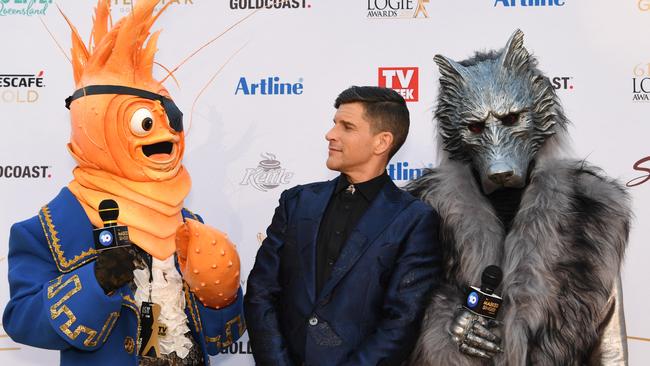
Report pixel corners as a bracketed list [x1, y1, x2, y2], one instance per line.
[92, 199, 132, 250]
[463, 265, 503, 319]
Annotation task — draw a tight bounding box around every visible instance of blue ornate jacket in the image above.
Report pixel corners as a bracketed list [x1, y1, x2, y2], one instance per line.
[2, 188, 245, 365]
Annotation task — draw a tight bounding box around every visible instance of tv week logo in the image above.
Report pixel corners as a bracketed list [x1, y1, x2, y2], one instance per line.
[378, 67, 418, 102]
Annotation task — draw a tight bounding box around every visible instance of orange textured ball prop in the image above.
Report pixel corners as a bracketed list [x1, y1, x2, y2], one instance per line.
[176, 219, 240, 309]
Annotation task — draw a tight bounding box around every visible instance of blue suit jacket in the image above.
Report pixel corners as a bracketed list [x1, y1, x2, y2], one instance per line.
[2, 188, 245, 365]
[245, 177, 441, 366]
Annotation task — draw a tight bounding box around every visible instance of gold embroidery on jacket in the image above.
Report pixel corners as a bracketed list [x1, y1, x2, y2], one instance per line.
[204, 334, 221, 348]
[221, 315, 245, 348]
[39, 205, 97, 273]
[121, 295, 140, 352]
[47, 275, 117, 347]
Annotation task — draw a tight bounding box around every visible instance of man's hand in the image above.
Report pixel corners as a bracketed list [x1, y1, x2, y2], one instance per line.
[449, 307, 502, 359]
[94, 246, 136, 294]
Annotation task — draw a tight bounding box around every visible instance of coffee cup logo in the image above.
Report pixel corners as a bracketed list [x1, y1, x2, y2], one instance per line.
[240, 153, 294, 192]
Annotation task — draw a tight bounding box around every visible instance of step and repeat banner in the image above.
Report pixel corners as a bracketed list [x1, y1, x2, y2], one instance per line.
[1, 0, 649, 364]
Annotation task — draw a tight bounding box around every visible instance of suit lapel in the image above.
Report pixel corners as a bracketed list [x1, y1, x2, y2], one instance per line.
[317, 180, 413, 302]
[296, 178, 337, 304]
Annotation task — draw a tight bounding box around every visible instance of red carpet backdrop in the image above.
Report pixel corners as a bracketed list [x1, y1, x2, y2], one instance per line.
[0, 0, 649, 364]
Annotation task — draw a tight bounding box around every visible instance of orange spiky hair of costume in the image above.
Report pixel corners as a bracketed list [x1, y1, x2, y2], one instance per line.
[66, 0, 192, 260]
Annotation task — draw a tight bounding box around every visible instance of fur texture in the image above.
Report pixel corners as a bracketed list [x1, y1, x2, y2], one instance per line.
[406, 159, 630, 365]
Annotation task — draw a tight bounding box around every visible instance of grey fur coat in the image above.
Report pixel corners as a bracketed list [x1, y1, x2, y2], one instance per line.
[407, 158, 631, 366]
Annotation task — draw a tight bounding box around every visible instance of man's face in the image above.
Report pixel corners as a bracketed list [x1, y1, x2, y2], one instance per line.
[326, 102, 378, 175]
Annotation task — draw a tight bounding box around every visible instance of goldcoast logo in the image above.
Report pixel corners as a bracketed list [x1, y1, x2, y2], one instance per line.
[551, 76, 574, 91]
[230, 0, 311, 10]
[0, 0, 52, 17]
[639, 0, 650, 11]
[0, 71, 45, 104]
[0, 165, 52, 179]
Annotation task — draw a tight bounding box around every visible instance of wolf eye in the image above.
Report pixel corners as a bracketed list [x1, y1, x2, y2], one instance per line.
[467, 122, 485, 134]
[500, 113, 520, 126]
[130, 108, 154, 136]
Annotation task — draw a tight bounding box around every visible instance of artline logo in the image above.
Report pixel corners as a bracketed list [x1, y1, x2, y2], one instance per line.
[367, 0, 429, 19]
[240, 153, 294, 192]
[0, 71, 45, 104]
[633, 63, 650, 102]
[235, 76, 304, 96]
[388, 161, 432, 182]
[551, 76, 574, 91]
[230, 0, 311, 10]
[378, 67, 419, 102]
[639, 0, 650, 11]
[494, 0, 565, 7]
[0, 165, 52, 179]
[0, 0, 52, 16]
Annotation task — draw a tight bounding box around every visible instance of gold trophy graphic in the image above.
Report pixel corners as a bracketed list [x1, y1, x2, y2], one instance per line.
[414, 0, 429, 18]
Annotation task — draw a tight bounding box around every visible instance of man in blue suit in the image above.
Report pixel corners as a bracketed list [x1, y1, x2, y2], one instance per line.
[245, 86, 442, 366]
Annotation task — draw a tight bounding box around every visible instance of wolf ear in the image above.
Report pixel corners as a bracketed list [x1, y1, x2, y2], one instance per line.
[434, 54, 469, 86]
[500, 29, 530, 71]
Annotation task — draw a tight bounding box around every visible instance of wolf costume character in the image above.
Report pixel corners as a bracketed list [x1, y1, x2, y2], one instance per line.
[3, 1, 244, 365]
[407, 30, 631, 365]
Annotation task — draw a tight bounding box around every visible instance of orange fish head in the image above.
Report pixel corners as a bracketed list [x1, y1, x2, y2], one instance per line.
[68, 80, 185, 182]
[65, 0, 187, 182]
[114, 95, 185, 181]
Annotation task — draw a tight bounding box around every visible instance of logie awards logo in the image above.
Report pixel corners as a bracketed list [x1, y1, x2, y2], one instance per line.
[632, 63, 650, 102]
[366, 0, 430, 19]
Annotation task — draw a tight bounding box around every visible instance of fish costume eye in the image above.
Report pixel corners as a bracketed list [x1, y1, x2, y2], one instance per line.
[130, 108, 154, 136]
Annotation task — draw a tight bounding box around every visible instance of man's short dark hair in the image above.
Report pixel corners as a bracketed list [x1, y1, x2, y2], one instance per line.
[334, 86, 410, 159]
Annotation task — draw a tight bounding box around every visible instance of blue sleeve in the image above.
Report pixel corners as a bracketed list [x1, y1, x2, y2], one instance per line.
[243, 189, 295, 366]
[2, 219, 123, 351]
[197, 287, 246, 355]
[340, 209, 442, 366]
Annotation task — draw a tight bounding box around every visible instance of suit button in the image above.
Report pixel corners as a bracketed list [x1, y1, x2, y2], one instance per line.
[308, 316, 319, 326]
[124, 336, 135, 354]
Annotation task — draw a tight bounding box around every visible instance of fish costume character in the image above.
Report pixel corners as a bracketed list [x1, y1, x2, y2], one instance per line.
[2, 1, 244, 365]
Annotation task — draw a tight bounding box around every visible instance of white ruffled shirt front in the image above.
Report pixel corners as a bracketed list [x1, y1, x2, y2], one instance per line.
[134, 255, 193, 359]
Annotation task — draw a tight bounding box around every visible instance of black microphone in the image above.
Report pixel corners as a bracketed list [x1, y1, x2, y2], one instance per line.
[93, 199, 131, 250]
[463, 265, 503, 319]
